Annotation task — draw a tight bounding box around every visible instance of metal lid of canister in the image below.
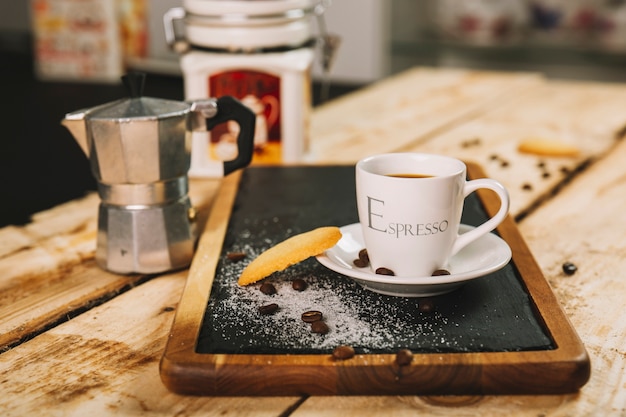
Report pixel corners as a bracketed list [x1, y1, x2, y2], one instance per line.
[164, 0, 326, 52]
[182, 0, 320, 18]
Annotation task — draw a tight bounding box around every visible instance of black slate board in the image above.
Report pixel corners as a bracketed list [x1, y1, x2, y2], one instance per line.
[195, 166, 554, 355]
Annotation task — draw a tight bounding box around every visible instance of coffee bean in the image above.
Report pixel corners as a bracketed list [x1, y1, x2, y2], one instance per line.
[431, 269, 450, 276]
[461, 138, 481, 148]
[226, 252, 246, 261]
[311, 321, 329, 334]
[354, 248, 370, 267]
[418, 299, 435, 313]
[522, 183, 533, 191]
[353, 258, 368, 268]
[395, 349, 413, 366]
[562, 262, 578, 276]
[258, 303, 279, 315]
[259, 282, 276, 295]
[332, 345, 355, 360]
[292, 278, 308, 291]
[301, 310, 323, 323]
[376, 267, 395, 276]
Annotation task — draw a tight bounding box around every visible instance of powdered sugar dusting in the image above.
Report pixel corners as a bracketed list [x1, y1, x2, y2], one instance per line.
[197, 220, 470, 355]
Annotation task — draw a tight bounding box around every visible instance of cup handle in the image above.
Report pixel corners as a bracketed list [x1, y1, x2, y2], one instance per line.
[205, 96, 256, 176]
[450, 178, 510, 256]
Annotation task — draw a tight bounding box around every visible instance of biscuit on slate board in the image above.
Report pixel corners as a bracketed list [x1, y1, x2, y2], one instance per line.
[238, 226, 342, 286]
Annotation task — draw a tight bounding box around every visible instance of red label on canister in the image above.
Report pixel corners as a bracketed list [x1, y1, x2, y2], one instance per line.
[209, 70, 281, 163]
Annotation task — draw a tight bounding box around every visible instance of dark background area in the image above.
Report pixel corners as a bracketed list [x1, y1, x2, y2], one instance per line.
[0, 44, 360, 228]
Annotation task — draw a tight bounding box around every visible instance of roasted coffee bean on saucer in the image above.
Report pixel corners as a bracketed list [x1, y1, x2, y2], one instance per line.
[353, 258, 368, 268]
[353, 248, 370, 268]
[375, 267, 395, 276]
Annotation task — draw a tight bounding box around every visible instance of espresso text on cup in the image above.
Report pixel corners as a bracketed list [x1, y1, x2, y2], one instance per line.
[367, 196, 449, 238]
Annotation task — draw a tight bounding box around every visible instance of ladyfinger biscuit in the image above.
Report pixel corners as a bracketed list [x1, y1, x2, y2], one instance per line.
[238, 226, 342, 286]
[518, 138, 580, 157]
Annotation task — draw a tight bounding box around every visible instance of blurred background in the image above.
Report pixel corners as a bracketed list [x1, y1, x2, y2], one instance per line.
[3, 0, 626, 227]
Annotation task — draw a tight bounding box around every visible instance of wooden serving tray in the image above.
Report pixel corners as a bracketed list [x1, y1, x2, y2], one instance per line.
[160, 164, 590, 396]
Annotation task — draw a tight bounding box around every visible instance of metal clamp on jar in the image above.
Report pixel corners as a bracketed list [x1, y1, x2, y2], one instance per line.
[164, 0, 339, 171]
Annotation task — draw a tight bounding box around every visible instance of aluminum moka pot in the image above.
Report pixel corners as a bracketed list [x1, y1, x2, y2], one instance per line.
[62, 73, 255, 274]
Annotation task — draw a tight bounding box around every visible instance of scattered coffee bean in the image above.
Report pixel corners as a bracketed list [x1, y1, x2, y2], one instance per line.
[431, 269, 450, 276]
[560, 166, 570, 175]
[259, 282, 277, 295]
[562, 262, 578, 276]
[418, 299, 435, 313]
[226, 252, 246, 262]
[522, 183, 533, 191]
[354, 249, 370, 267]
[353, 258, 369, 268]
[460, 137, 481, 148]
[258, 303, 279, 315]
[489, 154, 510, 167]
[395, 349, 413, 366]
[332, 345, 355, 360]
[376, 267, 395, 276]
[537, 161, 546, 168]
[542, 171, 551, 179]
[311, 320, 329, 334]
[301, 310, 323, 323]
[292, 278, 308, 291]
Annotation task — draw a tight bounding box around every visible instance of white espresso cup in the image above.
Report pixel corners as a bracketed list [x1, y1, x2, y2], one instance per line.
[356, 153, 510, 277]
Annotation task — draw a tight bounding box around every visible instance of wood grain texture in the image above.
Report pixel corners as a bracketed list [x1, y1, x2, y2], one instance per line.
[407, 79, 626, 218]
[310, 68, 543, 163]
[0, 271, 301, 416]
[0, 179, 221, 351]
[2, 67, 626, 415]
[517, 138, 626, 416]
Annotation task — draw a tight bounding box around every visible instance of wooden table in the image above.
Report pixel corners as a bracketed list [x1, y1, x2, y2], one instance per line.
[1, 67, 625, 416]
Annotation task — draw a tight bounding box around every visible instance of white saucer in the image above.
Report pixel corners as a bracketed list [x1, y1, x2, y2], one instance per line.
[316, 223, 512, 297]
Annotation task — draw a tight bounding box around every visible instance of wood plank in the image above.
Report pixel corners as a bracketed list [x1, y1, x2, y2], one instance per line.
[0, 270, 301, 416]
[0, 260, 145, 352]
[310, 67, 543, 163]
[0, 179, 222, 351]
[517, 137, 626, 416]
[0, 193, 98, 258]
[410, 79, 626, 218]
